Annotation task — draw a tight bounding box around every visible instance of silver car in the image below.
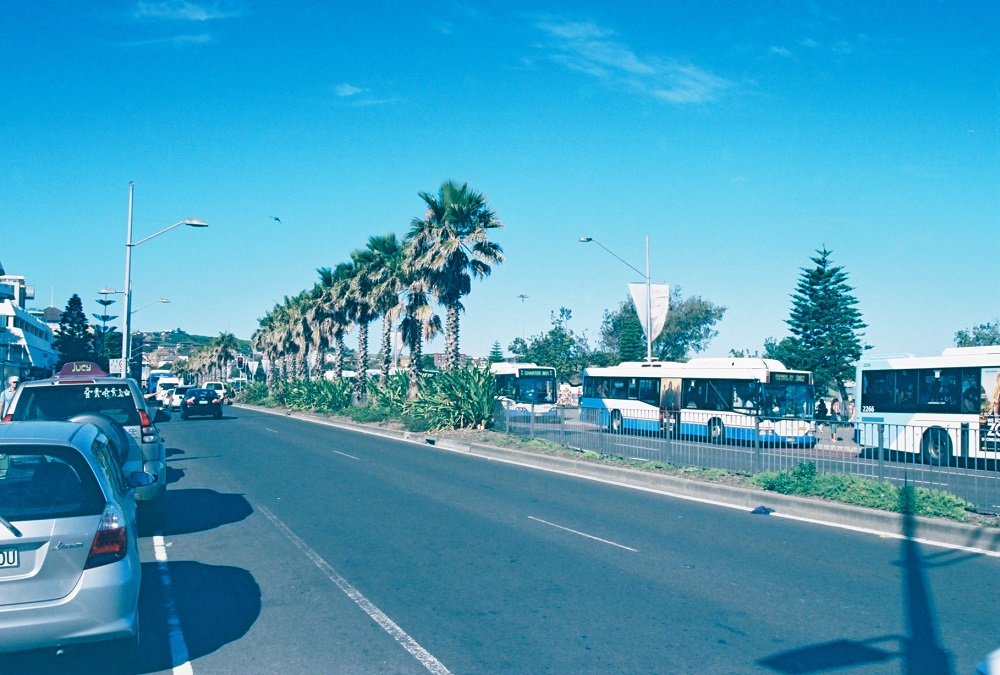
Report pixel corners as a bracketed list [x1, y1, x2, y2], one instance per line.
[0, 420, 153, 656]
[2, 362, 170, 525]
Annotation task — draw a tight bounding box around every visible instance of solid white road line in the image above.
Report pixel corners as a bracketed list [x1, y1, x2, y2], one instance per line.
[256, 504, 452, 675]
[528, 516, 639, 552]
[333, 450, 360, 460]
[153, 534, 194, 675]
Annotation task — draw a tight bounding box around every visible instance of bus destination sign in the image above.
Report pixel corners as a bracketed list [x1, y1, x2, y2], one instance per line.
[518, 368, 552, 377]
[770, 372, 809, 384]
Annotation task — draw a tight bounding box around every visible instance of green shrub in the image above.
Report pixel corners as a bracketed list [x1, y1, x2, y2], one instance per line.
[235, 381, 269, 405]
[345, 405, 393, 424]
[368, 372, 410, 413]
[752, 461, 972, 521]
[282, 378, 353, 413]
[408, 366, 496, 431]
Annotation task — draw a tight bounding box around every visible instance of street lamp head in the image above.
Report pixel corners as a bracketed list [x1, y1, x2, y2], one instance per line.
[183, 218, 208, 228]
[156, 298, 170, 303]
[579, 237, 593, 243]
[99, 288, 120, 295]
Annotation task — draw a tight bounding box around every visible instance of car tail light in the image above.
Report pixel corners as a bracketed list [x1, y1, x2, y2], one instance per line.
[212, 398, 221, 404]
[2, 414, 11, 423]
[85, 503, 129, 569]
[185, 397, 195, 405]
[138, 409, 157, 442]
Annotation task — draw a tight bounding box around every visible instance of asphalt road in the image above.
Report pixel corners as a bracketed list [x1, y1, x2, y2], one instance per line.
[5, 407, 998, 674]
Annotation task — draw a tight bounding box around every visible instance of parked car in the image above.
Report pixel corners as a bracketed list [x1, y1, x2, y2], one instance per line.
[0, 420, 153, 658]
[203, 381, 229, 404]
[2, 361, 170, 525]
[167, 385, 193, 412]
[180, 388, 223, 420]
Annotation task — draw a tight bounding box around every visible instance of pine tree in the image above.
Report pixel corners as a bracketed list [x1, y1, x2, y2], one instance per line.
[617, 305, 646, 362]
[53, 294, 95, 369]
[785, 247, 868, 400]
[488, 341, 505, 363]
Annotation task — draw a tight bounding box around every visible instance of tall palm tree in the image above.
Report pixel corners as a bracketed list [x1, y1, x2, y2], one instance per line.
[400, 238, 441, 397]
[210, 332, 240, 381]
[364, 233, 407, 385]
[349, 244, 381, 401]
[408, 180, 504, 370]
[316, 262, 355, 380]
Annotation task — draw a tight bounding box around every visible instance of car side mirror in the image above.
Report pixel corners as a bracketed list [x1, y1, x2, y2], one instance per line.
[128, 471, 157, 489]
[153, 408, 171, 424]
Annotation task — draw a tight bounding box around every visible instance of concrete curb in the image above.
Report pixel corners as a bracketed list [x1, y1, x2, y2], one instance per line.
[235, 404, 1000, 556]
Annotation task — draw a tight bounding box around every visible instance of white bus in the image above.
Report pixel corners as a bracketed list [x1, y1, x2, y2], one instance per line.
[490, 362, 557, 414]
[580, 358, 816, 446]
[856, 346, 1000, 465]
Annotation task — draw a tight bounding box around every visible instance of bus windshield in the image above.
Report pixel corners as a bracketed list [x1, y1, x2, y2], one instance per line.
[760, 383, 814, 419]
[517, 375, 556, 405]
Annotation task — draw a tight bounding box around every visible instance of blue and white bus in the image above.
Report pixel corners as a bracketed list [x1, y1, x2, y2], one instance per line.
[580, 358, 816, 446]
[490, 362, 558, 415]
[856, 346, 1000, 465]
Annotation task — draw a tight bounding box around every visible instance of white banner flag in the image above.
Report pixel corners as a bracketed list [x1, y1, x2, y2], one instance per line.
[628, 283, 670, 342]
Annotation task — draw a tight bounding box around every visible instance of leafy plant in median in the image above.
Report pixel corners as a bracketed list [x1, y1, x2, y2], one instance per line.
[283, 378, 353, 413]
[408, 365, 496, 431]
[752, 461, 971, 521]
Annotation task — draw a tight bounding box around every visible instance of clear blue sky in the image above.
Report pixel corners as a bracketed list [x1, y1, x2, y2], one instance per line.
[2, 2, 997, 360]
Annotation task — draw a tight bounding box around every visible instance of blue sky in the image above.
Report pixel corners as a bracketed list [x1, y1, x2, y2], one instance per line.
[2, 1, 997, 361]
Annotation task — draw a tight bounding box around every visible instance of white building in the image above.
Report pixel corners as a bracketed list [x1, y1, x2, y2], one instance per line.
[0, 269, 58, 381]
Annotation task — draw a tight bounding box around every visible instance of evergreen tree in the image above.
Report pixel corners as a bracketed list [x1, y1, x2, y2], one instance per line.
[954, 321, 1000, 347]
[602, 301, 646, 362]
[599, 288, 726, 363]
[53, 294, 95, 369]
[488, 341, 505, 363]
[785, 247, 868, 400]
[508, 308, 593, 382]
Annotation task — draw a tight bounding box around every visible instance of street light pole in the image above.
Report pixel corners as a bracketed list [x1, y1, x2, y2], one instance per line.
[517, 294, 528, 343]
[579, 236, 653, 362]
[120, 182, 207, 379]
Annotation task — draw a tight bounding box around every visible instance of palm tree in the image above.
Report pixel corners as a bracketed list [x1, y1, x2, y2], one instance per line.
[209, 332, 240, 381]
[408, 180, 504, 370]
[349, 244, 381, 402]
[315, 262, 355, 380]
[400, 238, 441, 397]
[364, 233, 407, 385]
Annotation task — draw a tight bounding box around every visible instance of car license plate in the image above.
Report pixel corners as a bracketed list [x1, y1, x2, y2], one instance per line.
[199, 400, 208, 404]
[0, 548, 19, 568]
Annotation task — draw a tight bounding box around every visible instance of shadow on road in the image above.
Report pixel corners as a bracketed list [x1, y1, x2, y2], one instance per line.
[140, 487, 253, 538]
[758, 488, 961, 674]
[0, 561, 262, 675]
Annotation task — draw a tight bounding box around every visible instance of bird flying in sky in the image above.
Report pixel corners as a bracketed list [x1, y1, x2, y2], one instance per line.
[269, 216, 282, 224]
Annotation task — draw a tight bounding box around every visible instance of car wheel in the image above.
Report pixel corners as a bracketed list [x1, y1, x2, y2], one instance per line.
[213, 410, 222, 419]
[607, 409, 623, 434]
[921, 428, 952, 466]
[180, 413, 188, 420]
[708, 418, 725, 444]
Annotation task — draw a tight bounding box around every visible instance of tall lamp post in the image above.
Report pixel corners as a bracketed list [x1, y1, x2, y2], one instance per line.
[121, 182, 207, 378]
[517, 294, 528, 343]
[579, 236, 653, 362]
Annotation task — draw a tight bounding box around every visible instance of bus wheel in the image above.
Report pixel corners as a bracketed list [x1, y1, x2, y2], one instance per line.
[708, 418, 725, 444]
[609, 410, 623, 434]
[921, 428, 952, 466]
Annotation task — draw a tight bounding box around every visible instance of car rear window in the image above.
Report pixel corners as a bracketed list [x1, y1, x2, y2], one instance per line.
[0, 446, 105, 521]
[10, 385, 141, 426]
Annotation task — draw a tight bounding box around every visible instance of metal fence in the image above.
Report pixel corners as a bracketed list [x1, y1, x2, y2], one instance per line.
[492, 405, 1000, 514]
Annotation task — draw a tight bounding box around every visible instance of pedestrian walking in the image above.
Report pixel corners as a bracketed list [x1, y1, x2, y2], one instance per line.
[830, 398, 842, 440]
[0, 375, 19, 418]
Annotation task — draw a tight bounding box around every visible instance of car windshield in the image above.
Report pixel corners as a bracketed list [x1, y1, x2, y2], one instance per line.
[10, 385, 141, 426]
[0, 446, 105, 521]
